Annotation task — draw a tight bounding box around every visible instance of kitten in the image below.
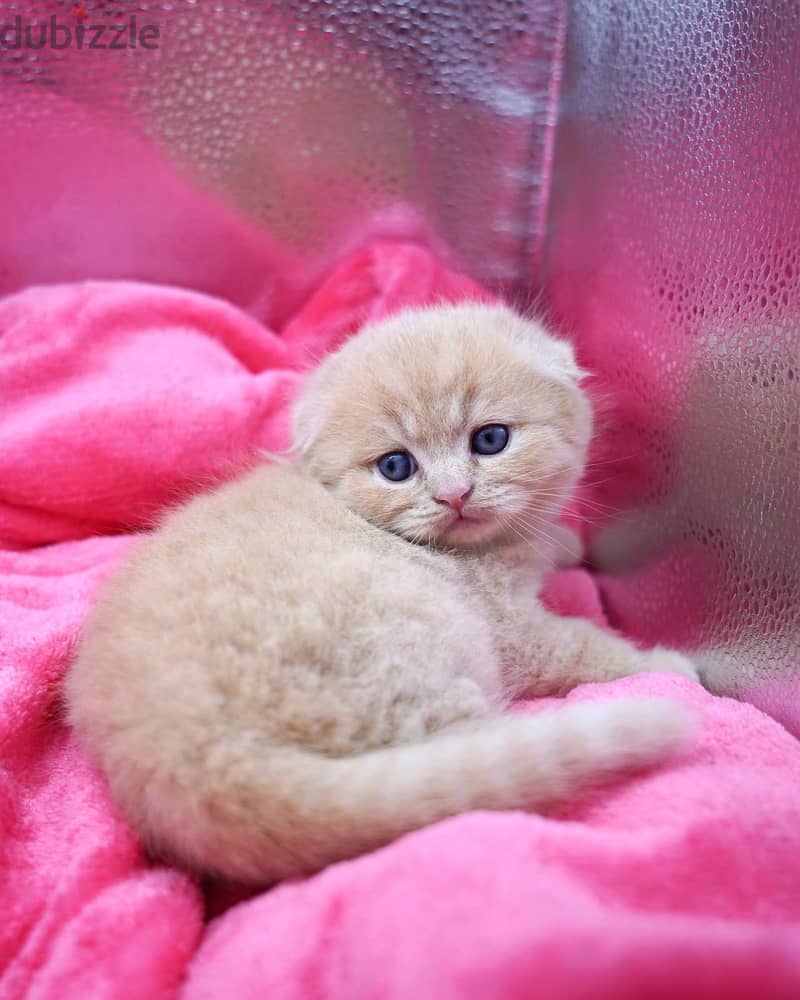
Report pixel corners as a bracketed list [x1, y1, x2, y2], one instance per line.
[66, 302, 698, 883]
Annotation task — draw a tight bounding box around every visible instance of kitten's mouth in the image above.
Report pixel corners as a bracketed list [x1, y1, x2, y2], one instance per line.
[437, 507, 494, 542]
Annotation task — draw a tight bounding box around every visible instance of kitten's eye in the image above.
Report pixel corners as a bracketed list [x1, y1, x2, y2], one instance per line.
[471, 424, 510, 456]
[376, 451, 418, 482]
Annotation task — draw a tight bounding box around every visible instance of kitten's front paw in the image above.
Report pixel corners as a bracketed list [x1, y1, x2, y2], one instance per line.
[643, 647, 701, 683]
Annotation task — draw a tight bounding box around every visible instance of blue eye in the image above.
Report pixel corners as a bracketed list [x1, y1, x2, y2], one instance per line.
[471, 424, 509, 455]
[376, 451, 418, 482]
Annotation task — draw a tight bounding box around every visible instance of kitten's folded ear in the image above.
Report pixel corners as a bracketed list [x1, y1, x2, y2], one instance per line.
[291, 385, 322, 458]
[291, 361, 335, 458]
[520, 315, 589, 384]
[550, 336, 590, 383]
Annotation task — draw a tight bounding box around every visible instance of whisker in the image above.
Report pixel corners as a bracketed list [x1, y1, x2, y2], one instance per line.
[504, 512, 579, 561]
[576, 473, 629, 490]
[583, 452, 638, 469]
[529, 487, 616, 511]
[502, 516, 534, 548]
[510, 513, 579, 550]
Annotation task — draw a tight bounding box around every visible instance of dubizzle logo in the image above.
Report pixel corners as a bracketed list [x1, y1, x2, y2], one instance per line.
[0, 5, 161, 50]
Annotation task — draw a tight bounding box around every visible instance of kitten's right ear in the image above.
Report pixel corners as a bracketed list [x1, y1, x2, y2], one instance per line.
[291, 392, 319, 458]
[291, 366, 330, 458]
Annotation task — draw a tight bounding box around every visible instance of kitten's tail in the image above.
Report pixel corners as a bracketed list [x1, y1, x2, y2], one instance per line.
[151, 698, 693, 882]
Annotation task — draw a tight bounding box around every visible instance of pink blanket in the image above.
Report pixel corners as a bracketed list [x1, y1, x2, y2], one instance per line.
[2, 243, 799, 999]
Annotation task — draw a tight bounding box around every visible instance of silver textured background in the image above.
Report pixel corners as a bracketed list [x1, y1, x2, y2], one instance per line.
[0, 0, 563, 320]
[544, 0, 800, 731]
[2, 0, 799, 728]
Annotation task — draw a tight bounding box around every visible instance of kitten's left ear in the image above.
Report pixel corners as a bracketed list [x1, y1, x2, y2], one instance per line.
[550, 337, 589, 383]
[515, 312, 588, 383]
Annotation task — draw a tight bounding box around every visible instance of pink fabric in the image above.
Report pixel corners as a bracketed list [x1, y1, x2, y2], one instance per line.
[1, 243, 799, 999]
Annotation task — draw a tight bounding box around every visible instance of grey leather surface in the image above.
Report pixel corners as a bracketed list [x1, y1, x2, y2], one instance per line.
[0, 0, 562, 316]
[544, 0, 800, 731]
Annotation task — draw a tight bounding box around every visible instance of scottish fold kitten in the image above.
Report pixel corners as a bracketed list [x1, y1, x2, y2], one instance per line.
[66, 303, 698, 882]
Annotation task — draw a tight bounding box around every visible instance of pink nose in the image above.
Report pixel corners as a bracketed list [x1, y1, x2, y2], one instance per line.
[433, 484, 473, 511]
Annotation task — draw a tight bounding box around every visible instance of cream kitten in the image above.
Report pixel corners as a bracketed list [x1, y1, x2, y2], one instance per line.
[66, 303, 698, 883]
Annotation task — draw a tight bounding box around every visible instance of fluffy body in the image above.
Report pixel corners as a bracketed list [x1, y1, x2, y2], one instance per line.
[67, 303, 698, 882]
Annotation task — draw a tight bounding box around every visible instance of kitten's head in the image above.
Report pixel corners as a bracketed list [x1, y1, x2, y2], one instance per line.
[292, 302, 591, 551]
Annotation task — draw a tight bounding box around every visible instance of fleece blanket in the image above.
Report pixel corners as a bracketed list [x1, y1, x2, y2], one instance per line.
[2, 243, 800, 1000]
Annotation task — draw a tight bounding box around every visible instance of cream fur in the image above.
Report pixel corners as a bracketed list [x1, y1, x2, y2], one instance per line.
[66, 302, 698, 882]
